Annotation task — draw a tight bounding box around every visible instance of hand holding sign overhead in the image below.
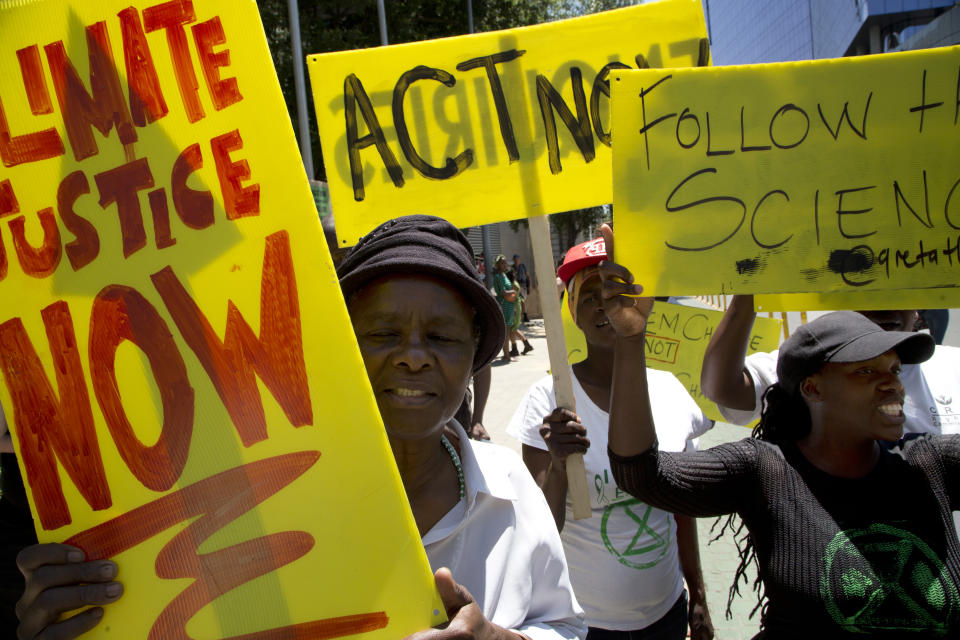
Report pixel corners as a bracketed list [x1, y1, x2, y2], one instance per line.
[598, 224, 652, 338]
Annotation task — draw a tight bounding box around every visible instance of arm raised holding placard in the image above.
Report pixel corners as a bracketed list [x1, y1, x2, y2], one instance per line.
[700, 294, 761, 413]
[598, 227, 960, 635]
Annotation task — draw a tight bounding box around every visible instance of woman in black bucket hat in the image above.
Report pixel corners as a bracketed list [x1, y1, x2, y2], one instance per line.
[13, 216, 585, 640]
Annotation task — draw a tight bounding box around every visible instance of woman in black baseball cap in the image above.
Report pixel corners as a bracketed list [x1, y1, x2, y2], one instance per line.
[337, 215, 584, 639]
[594, 225, 959, 638]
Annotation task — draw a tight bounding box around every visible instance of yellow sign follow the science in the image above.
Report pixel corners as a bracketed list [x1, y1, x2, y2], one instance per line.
[612, 46, 960, 298]
[307, 0, 708, 246]
[0, 0, 440, 637]
[563, 299, 781, 422]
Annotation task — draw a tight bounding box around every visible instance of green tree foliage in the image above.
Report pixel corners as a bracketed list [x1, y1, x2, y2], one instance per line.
[548, 0, 642, 21]
[256, 0, 556, 180]
[508, 205, 610, 258]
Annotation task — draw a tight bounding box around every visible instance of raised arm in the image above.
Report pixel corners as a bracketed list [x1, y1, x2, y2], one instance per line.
[597, 225, 655, 457]
[597, 225, 756, 518]
[700, 295, 758, 412]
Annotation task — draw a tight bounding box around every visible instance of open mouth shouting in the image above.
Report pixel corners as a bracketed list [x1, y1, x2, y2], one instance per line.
[877, 401, 904, 418]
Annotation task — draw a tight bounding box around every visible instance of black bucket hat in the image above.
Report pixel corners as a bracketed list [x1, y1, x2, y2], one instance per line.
[777, 310, 935, 394]
[337, 215, 505, 372]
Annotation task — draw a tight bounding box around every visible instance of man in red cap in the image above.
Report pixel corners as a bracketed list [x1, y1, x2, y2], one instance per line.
[508, 237, 715, 640]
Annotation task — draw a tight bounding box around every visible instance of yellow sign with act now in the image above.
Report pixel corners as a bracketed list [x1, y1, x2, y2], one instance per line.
[308, 0, 708, 245]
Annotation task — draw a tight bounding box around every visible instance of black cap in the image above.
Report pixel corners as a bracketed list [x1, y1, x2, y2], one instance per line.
[777, 310, 935, 394]
[337, 215, 505, 372]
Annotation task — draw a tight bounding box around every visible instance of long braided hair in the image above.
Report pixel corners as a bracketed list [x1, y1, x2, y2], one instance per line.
[712, 381, 812, 620]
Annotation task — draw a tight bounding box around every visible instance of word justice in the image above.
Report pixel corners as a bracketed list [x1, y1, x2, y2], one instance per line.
[0, 131, 260, 279]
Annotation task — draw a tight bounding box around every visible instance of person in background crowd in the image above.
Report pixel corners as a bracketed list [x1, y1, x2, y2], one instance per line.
[494, 254, 533, 361]
[701, 297, 960, 436]
[598, 224, 960, 638]
[509, 237, 714, 640]
[513, 255, 530, 294]
[13, 216, 585, 640]
[0, 405, 38, 634]
[919, 309, 950, 345]
[506, 268, 527, 343]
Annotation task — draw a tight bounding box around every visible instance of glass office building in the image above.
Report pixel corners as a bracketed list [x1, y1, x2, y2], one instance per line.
[702, 0, 958, 65]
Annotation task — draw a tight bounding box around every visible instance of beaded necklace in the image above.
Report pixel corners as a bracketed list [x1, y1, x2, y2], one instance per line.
[440, 434, 466, 501]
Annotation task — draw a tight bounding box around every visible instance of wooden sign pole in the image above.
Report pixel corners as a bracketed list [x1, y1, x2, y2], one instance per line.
[528, 215, 591, 520]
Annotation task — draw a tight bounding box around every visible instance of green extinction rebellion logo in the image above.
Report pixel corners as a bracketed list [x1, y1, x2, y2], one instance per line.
[600, 498, 671, 570]
[820, 524, 959, 634]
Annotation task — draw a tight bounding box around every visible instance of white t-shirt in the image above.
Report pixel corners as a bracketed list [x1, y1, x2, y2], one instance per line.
[718, 345, 960, 435]
[506, 369, 712, 631]
[424, 421, 586, 640]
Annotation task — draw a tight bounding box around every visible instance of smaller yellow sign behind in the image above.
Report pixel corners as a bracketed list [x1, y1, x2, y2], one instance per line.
[308, 0, 707, 245]
[563, 299, 781, 422]
[612, 46, 960, 297]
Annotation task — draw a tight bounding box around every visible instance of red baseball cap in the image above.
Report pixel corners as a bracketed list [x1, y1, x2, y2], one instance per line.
[557, 237, 607, 284]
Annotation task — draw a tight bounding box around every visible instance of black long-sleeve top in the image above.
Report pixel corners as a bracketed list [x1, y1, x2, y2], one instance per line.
[610, 435, 960, 638]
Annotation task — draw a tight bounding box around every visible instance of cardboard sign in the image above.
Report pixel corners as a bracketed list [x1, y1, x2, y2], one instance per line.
[0, 0, 441, 637]
[563, 299, 781, 422]
[755, 290, 960, 312]
[612, 46, 960, 297]
[307, 0, 708, 246]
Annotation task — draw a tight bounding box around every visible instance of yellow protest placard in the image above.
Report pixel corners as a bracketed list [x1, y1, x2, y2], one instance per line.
[307, 0, 708, 246]
[0, 0, 441, 637]
[563, 299, 780, 422]
[612, 46, 960, 297]
[755, 290, 960, 312]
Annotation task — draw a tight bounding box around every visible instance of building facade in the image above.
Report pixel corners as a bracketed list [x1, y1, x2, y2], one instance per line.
[702, 0, 959, 64]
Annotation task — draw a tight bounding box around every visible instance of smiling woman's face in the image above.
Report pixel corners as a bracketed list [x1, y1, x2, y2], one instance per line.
[348, 274, 476, 442]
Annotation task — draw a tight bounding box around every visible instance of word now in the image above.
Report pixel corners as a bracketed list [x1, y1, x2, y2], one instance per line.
[0, 231, 310, 531]
[342, 40, 708, 201]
